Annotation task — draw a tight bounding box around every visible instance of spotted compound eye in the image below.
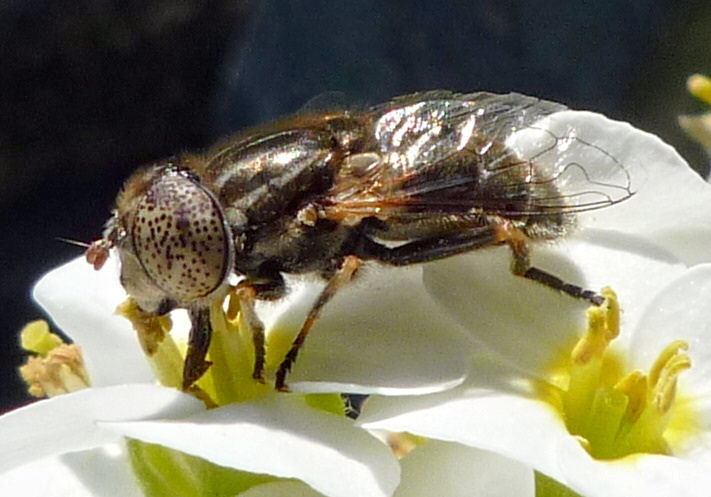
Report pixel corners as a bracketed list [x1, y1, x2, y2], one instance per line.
[131, 172, 230, 303]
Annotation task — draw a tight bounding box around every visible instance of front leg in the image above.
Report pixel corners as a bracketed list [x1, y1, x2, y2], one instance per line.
[182, 270, 286, 390]
[183, 307, 212, 390]
[235, 282, 266, 382]
[236, 270, 287, 382]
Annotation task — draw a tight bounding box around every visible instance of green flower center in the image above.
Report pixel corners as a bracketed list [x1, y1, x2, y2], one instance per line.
[117, 289, 342, 412]
[117, 290, 347, 496]
[544, 288, 698, 460]
[117, 291, 277, 406]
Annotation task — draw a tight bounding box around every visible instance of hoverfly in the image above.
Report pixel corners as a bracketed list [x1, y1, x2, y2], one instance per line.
[86, 91, 635, 391]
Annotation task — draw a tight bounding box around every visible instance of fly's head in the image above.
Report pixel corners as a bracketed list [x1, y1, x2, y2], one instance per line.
[87, 161, 234, 314]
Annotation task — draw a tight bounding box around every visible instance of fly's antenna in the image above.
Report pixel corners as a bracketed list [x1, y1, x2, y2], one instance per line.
[55, 237, 91, 248]
[56, 237, 111, 270]
[55, 236, 113, 270]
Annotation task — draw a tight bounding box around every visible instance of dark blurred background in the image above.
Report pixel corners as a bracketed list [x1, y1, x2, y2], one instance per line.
[2, 0, 710, 412]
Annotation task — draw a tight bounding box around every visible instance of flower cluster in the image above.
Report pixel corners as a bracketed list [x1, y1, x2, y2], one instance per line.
[3, 107, 711, 496]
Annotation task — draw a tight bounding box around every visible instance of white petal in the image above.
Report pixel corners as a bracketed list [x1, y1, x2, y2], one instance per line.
[527, 110, 711, 265]
[0, 384, 202, 473]
[265, 266, 475, 395]
[102, 394, 400, 497]
[422, 234, 684, 376]
[240, 481, 325, 497]
[675, 428, 711, 467]
[624, 264, 711, 459]
[0, 444, 143, 497]
[358, 386, 580, 484]
[556, 440, 711, 497]
[360, 376, 711, 497]
[630, 264, 711, 396]
[395, 440, 533, 497]
[32, 257, 154, 386]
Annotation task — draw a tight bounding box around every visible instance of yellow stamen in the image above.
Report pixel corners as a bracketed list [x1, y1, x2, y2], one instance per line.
[648, 341, 688, 390]
[19, 323, 90, 398]
[650, 342, 690, 413]
[687, 74, 711, 106]
[19, 320, 62, 356]
[117, 299, 186, 391]
[118, 289, 277, 406]
[570, 288, 619, 365]
[549, 288, 695, 460]
[205, 292, 270, 404]
[386, 433, 428, 459]
[614, 370, 647, 423]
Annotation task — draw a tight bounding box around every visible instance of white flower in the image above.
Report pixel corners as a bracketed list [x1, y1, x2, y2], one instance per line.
[360, 266, 711, 495]
[357, 110, 711, 497]
[181, 441, 535, 497]
[393, 440, 534, 497]
[5, 107, 711, 497]
[0, 254, 476, 496]
[33, 256, 475, 396]
[361, 266, 711, 496]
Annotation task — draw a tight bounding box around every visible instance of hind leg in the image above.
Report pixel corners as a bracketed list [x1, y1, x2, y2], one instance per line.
[275, 255, 362, 391]
[493, 221, 603, 305]
[356, 222, 604, 305]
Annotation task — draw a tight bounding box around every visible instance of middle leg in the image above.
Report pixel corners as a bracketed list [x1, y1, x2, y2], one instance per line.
[275, 255, 362, 391]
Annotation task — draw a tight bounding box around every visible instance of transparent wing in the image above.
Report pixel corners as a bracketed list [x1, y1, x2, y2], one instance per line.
[323, 92, 637, 220]
[502, 115, 636, 213]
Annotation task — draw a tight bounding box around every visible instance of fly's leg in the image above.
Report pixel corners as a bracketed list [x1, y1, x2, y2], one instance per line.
[521, 266, 603, 305]
[355, 226, 499, 265]
[183, 308, 212, 390]
[493, 221, 604, 305]
[235, 282, 266, 382]
[235, 272, 287, 382]
[356, 222, 603, 305]
[275, 255, 362, 391]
